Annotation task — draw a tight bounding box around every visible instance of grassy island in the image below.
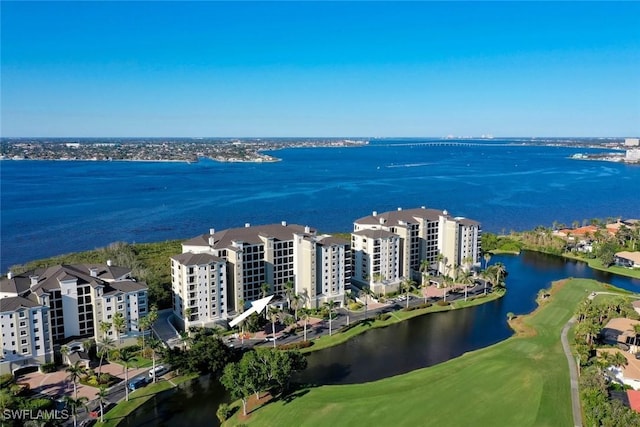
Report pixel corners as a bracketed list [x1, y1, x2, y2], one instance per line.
[224, 278, 622, 427]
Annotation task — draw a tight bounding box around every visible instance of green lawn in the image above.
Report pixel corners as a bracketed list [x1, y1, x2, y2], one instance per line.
[226, 278, 616, 427]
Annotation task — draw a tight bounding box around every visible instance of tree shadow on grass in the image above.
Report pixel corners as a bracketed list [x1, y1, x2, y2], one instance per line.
[281, 388, 310, 405]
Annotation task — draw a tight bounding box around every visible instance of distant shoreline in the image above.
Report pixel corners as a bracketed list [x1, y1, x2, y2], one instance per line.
[0, 156, 280, 164]
[0, 139, 368, 163]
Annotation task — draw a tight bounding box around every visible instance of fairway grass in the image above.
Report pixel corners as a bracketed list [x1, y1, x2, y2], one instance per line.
[227, 278, 619, 427]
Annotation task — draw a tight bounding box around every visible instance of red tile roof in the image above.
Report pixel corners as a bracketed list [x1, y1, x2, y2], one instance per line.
[627, 390, 640, 413]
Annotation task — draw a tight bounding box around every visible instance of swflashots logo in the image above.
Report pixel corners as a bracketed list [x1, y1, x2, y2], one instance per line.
[2, 408, 70, 421]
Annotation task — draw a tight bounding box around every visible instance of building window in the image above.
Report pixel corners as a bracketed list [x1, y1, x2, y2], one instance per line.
[18, 311, 26, 318]
[22, 348, 28, 354]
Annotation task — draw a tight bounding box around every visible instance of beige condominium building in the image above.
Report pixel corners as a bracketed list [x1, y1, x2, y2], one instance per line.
[171, 252, 228, 330]
[352, 206, 481, 291]
[0, 262, 148, 374]
[0, 294, 53, 375]
[177, 222, 351, 325]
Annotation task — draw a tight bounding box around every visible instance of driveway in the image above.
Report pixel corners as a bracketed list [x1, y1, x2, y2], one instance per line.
[154, 308, 182, 348]
[18, 362, 149, 401]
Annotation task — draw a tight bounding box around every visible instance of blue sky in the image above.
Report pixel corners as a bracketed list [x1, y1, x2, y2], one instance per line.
[2, 1, 638, 137]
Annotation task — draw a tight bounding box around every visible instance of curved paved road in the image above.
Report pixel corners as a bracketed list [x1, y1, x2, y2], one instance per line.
[561, 315, 582, 427]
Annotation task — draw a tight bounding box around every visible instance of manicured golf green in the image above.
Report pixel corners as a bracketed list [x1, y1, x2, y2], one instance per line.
[228, 278, 618, 427]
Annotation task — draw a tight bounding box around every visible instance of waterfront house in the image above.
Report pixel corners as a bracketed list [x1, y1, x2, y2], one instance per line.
[600, 348, 640, 390]
[601, 317, 640, 353]
[555, 225, 599, 240]
[615, 252, 640, 269]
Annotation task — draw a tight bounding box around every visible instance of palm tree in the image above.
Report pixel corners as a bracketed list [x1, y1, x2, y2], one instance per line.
[139, 315, 151, 348]
[65, 361, 85, 399]
[420, 269, 431, 304]
[63, 395, 89, 427]
[284, 280, 295, 310]
[97, 336, 115, 376]
[360, 286, 371, 319]
[139, 304, 159, 351]
[60, 344, 70, 365]
[98, 321, 112, 342]
[460, 271, 474, 301]
[290, 293, 304, 326]
[323, 300, 338, 336]
[479, 269, 492, 295]
[491, 262, 507, 289]
[148, 337, 162, 383]
[343, 293, 351, 326]
[611, 351, 628, 370]
[299, 308, 310, 342]
[95, 386, 109, 423]
[401, 278, 416, 309]
[112, 312, 126, 344]
[419, 259, 430, 285]
[435, 252, 445, 275]
[117, 349, 137, 401]
[268, 306, 281, 349]
[260, 282, 271, 299]
[483, 253, 492, 270]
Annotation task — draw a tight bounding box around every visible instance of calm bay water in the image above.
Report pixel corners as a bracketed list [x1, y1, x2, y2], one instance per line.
[1, 139, 638, 272]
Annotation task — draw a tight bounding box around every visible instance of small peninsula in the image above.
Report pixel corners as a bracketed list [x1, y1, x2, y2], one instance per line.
[0, 138, 368, 163]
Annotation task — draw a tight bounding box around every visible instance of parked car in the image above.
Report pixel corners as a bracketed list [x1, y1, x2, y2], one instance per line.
[149, 365, 169, 380]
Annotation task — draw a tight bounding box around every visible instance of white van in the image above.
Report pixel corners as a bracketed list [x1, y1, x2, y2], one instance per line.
[149, 365, 169, 380]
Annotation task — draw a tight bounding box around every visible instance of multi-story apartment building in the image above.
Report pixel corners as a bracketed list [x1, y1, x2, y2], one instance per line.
[351, 229, 401, 293]
[177, 222, 351, 323]
[0, 262, 148, 366]
[293, 233, 351, 308]
[352, 207, 481, 290]
[0, 293, 53, 375]
[171, 252, 227, 330]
